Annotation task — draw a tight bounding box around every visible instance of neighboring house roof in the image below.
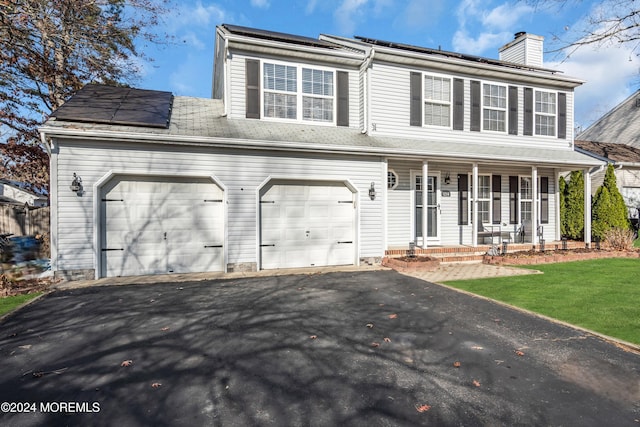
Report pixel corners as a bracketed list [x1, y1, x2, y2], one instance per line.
[574, 140, 640, 165]
[0, 180, 48, 207]
[576, 89, 640, 150]
[42, 89, 600, 168]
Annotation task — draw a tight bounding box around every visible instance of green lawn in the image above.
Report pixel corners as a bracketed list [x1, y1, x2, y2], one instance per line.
[444, 258, 640, 345]
[0, 293, 42, 317]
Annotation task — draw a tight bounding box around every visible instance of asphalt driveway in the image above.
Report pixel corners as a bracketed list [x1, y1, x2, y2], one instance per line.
[0, 270, 638, 426]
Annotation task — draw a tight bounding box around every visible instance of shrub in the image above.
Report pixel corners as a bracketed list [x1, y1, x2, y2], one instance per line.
[564, 170, 584, 240]
[592, 164, 630, 240]
[604, 227, 635, 251]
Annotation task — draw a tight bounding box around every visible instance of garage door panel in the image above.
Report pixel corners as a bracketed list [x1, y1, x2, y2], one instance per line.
[102, 176, 224, 277]
[260, 182, 355, 269]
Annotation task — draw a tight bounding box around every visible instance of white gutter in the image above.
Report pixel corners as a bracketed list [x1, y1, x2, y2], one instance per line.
[38, 126, 603, 168]
[362, 48, 375, 134]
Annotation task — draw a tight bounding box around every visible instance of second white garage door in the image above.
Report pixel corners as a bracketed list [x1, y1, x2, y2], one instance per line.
[260, 181, 356, 269]
[100, 175, 224, 277]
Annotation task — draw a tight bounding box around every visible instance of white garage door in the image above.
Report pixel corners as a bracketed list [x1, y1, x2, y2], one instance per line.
[260, 181, 355, 269]
[100, 176, 224, 277]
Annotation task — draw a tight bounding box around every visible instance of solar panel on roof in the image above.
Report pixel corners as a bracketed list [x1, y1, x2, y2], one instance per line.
[50, 84, 173, 128]
[223, 23, 337, 49]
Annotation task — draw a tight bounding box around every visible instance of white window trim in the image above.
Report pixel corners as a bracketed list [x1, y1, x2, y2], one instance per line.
[534, 89, 557, 137]
[422, 72, 453, 129]
[469, 174, 492, 224]
[481, 81, 508, 134]
[260, 59, 338, 126]
[387, 169, 399, 190]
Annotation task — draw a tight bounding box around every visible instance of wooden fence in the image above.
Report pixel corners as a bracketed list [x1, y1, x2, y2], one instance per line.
[0, 204, 50, 236]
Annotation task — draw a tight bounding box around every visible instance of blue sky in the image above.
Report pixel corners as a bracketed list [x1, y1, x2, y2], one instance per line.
[138, 0, 640, 130]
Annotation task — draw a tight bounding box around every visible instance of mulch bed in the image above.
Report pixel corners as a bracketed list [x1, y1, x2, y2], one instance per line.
[484, 248, 640, 266]
[382, 256, 440, 272]
[0, 275, 54, 297]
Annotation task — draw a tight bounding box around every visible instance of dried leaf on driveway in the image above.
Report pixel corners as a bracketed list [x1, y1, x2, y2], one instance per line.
[371, 342, 380, 347]
[472, 380, 481, 387]
[415, 403, 431, 413]
[121, 360, 133, 367]
[388, 313, 398, 319]
[453, 361, 461, 368]
[366, 323, 374, 329]
[383, 337, 391, 343]
[515, 350, 525, 357]
[471, 346, 484, 350]
[151, 382, 162, 388]
[161, 327, 170, 332]
[309, 335, 318, 340]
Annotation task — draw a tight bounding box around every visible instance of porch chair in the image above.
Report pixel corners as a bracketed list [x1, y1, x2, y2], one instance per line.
[476, 221, 502, 245]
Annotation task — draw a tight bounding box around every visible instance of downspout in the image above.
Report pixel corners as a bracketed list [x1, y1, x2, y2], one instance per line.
[362, 48, 375, 134]
[223, 36, 230, 117]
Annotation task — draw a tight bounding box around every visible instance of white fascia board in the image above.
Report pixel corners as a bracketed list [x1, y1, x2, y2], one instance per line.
[226, 37, 364, 67]
[373, 50, 584, 89]
[40, 125, 603, 169]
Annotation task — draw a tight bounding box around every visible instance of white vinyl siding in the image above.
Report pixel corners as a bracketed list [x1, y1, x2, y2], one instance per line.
[368, 63, 575, 148]
[52, 140, 384, 275]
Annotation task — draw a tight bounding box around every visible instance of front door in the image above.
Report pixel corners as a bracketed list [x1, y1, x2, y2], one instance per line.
[413, 172, 440, 245]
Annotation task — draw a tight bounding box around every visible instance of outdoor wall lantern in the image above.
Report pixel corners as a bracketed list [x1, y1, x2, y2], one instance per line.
[369, 182, 376, 200]
[70, 173, 83, 193]
[443, 172, 451, 185]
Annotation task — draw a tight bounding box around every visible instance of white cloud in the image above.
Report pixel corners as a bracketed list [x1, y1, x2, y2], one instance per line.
[334, 0, 369, 35]
[250, 0, 270, 9]
[481, 3, 533, 31]
[452, 29, 512, 55]
[548, 45, 639, 130]
[305, 0, 319, 14]
[333, 0, 391, 35]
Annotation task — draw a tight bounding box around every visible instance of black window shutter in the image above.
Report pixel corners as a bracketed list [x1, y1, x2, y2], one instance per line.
[508, 86, 518, 135]
[470, 80, 481, 132]
[557, 93, 567, 139]
[540, 177, 549, 224]
[410, 72, 422, 126]
[453, 78, 464, 130]
[458, 174, 469, 225]
[337, 71, 349, 127]
[509, 176, 518, 224]
[492, 175, 501, 224]
[245, 59, 260, 119]
[523, 88, 533, 136]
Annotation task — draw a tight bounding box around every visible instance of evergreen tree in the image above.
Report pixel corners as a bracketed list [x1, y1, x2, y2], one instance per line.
[559, 175, 568, 237]
[564, 170, 584, 240]
[591, 164, 630, 240]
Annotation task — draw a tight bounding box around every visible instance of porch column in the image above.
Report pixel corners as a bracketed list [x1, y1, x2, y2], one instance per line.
[554, 169, 561, 241]
[382, 158, 388, 256]
[472, 163, 478, 247]
[422, 160, 428, 249]
[584, 168, 592, 247]
[532, 166, 538, 245]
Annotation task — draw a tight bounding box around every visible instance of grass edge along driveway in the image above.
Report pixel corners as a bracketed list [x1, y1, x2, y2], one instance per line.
[444, 258, 640, 346]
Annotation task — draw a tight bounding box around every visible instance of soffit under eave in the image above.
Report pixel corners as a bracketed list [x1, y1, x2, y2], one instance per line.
[227, 40, 364, 67]
[373, 51, 583, 89]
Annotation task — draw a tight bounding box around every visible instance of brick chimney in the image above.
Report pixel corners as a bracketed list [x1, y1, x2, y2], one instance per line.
[499, 32, 544, 67]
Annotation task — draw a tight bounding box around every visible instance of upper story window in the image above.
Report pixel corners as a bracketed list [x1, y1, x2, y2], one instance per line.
[262, 62, 334, 123]
[535, 90, 556, 136]
[424, 75, 451, 127]
[263, 63, 297, 119]
[482, 84, 506, 132]
[302, 68, 333, 122]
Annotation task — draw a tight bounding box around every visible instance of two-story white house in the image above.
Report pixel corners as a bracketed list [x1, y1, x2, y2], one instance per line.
[40, 24, 600, 281]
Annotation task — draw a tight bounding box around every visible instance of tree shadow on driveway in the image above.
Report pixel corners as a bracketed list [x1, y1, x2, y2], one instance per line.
[0, 270, 638, 426]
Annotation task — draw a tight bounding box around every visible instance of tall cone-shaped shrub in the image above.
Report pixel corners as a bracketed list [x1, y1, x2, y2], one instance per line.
[591, 164, 630, 240]
[564, 170, 584, 240]
[559, 175, 568, 237]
